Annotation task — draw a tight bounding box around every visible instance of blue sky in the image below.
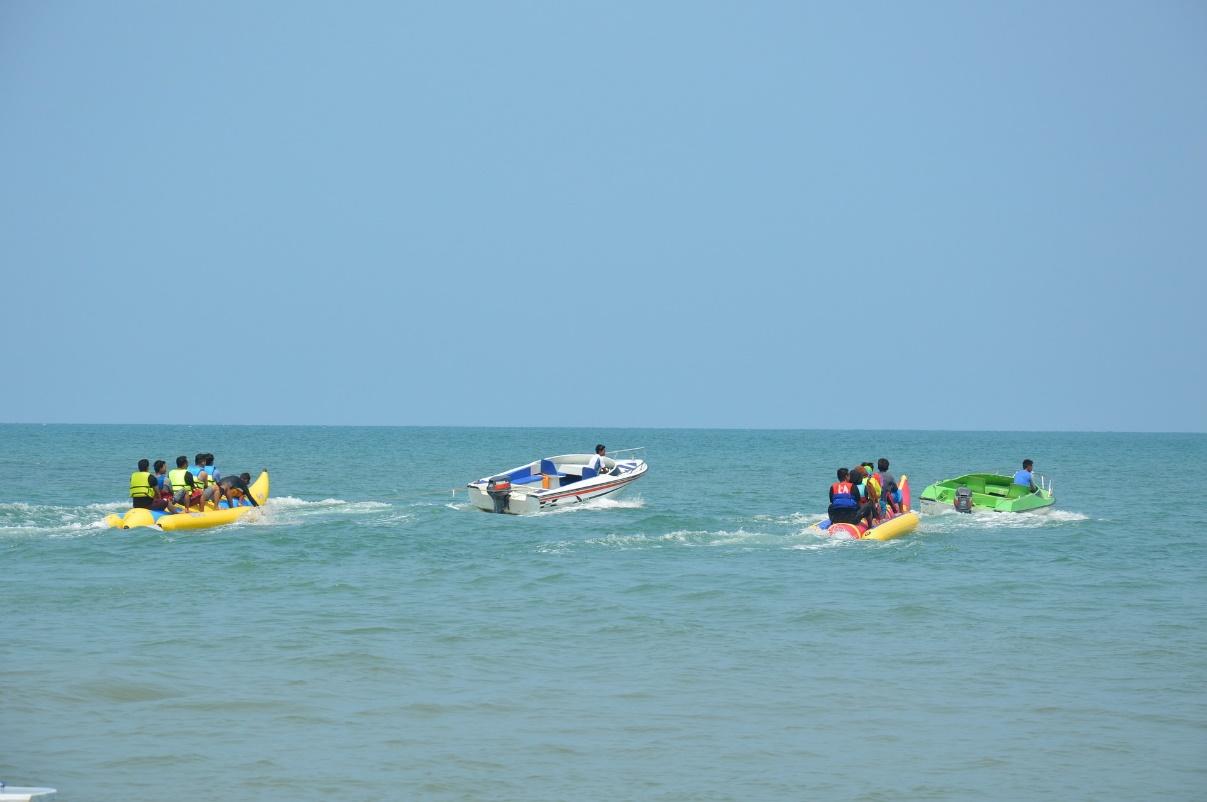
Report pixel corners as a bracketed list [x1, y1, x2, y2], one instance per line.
[1, 1, 1204, 431]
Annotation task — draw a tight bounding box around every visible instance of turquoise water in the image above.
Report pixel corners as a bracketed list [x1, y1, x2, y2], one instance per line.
[2, 425, 1205, 801]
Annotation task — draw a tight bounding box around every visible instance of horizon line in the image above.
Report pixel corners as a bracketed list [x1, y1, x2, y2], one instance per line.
[1, 422, 1203, 435]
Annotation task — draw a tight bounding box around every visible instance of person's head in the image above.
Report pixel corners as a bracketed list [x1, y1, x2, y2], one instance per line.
[153, 460, 167, 474]
[206, 453, 215, 466]
[595, 444, 606, 456]
[851, 466, 865, 481]
[1022, 459, 1033, 470]
[137, 458, 150, 472]
[195, 453, 206, 466]
[877, 458, 889, 471]
[240, 473, 251, 483]
[176, 456, 189, 468]
[836, 467, 849, 481]
[862, 462, 874, 474]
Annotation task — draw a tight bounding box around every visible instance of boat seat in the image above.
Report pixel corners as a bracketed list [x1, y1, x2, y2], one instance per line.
[985, 485, 1012, 496]
[511, 474, 546, 485]
[581, 466, 598, 481]
[539, 459, 566, 477]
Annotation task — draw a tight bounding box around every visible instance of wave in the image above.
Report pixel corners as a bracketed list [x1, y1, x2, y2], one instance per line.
[266, 497, 391, 511]
[0, 500, 120, 539]
[537, 495, 646, 516]
[541, 526, 787, 553]
[918, 505, 1090, 532]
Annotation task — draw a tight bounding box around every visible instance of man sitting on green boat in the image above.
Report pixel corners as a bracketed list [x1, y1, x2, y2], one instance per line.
[1013, 459, 1037, 492]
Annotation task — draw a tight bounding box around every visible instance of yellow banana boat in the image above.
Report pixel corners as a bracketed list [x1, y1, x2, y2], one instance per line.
[105, 472, 270, 531]
[811, 475, 920, 541]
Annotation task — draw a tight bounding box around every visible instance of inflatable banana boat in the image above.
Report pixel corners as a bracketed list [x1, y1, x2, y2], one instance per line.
[811, 475, 920, 541]
[105, 472, 269, 532]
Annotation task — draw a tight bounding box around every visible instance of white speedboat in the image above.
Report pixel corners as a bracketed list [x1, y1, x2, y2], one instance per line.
[0, 785, 56, 802]
[467, 453, 648, 514]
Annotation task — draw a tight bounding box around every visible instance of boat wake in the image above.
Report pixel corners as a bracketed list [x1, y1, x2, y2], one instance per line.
[229, 496, 398, 528]
[539, 495, 646, 516]
[920, 506, 1090, 533]
[0, 500, 117, 539]
[540, 524, 818, 553]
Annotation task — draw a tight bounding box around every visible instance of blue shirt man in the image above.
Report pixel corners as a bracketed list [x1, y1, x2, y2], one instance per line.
[1013, 459, 1036, 491]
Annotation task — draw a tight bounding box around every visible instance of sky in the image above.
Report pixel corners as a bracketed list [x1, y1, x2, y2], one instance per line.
[1, 1, 1204, 431]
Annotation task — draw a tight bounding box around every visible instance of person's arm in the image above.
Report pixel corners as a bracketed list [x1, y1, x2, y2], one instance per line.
[241, 479, 259, 506]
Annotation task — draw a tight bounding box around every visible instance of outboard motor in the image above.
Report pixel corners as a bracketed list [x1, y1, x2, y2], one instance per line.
[954, 486, 973, 514]
[486, 478, 512, 513]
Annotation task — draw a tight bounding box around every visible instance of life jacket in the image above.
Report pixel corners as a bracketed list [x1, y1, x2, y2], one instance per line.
[954, 487, 973, 513]
[866, 474, 881, 501]
[168, 468, 192, 493]
[129, 471, 155, 499]
[192, 465, 212, 489]
[830, 481, 857, 508]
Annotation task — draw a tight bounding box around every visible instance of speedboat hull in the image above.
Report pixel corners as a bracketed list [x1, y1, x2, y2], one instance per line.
[919, 472, 1053, 513]
[468, 454, 647, 514]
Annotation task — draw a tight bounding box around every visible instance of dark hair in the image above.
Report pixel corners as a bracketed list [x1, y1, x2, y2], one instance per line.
[137, 458, 150, 471]
[850, 466, 865, 480]
[206, 453, 215, 466]
[595, 444, 605, 454]
[1023, 459, 1033, 470]
[862, 462, 874, 470]
[877, 458, 889, 471]
[240, 473, 251, 483]
[195, 453, 206, 465]
[177, 456, 189, 468]
[153, 460, 166, 473]
[836, 467, 849, 481]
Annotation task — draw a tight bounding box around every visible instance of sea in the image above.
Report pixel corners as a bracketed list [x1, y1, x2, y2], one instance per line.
[2, 425, 1205, 801]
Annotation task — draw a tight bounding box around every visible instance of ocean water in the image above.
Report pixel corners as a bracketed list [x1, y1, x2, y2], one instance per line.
[2, 425, 1205, 801]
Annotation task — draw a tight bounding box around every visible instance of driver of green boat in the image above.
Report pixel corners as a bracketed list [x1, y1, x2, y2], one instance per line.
[216, 473, 260, 508]
[874, 458, 901, 515]
[1013, 459, 1037, 492]
[954, 485, 973, 514]
[828, 468, 876, 529]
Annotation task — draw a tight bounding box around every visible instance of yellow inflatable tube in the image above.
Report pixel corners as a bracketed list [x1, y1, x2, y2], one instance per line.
[811, 475, 920, 541]
[105, 472, 270, 531]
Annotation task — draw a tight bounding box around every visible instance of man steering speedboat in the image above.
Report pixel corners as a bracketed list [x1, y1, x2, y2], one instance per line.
[589, 444, 614, 476]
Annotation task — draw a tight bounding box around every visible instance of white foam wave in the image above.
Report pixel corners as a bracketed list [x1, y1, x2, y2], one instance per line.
[539, 495, 646, 516]
[545, 526, 782, 552]
[267, 497, 391, 511]
[919, 504, 1090, 532]
[0, 500, 122, 539]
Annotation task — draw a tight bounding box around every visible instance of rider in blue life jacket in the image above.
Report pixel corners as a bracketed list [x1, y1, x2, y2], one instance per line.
[828, 468, 876, 529]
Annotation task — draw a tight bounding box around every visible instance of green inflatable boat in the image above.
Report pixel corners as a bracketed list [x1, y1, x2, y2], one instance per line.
[919, 473, 1054, 513]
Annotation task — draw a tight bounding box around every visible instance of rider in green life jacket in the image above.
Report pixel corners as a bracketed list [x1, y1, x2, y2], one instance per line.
[168, 455, 200, 509]
[129, 459, 157, 509]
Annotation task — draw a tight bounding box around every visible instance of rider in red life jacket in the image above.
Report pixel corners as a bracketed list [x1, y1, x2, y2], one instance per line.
[828, 467, 876, 529]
